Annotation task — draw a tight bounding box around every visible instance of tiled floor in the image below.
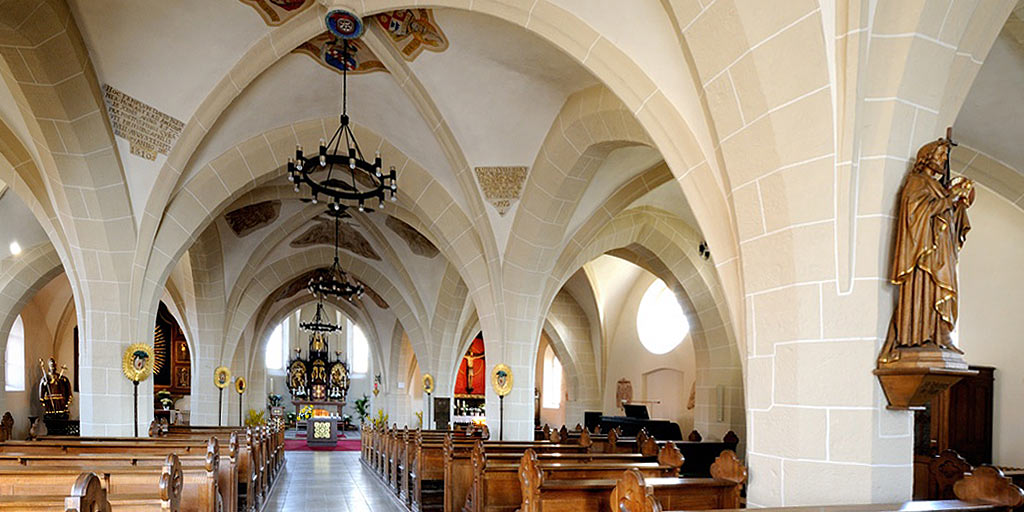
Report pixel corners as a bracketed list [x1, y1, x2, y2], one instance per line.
[263, 450, 407, 511]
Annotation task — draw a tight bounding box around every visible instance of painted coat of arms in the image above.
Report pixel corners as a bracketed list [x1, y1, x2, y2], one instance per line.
[374, 9, 449, 60]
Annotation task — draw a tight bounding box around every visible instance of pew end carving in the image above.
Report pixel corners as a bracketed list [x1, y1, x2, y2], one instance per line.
[518, 449, 543, 512]
[657, 442, 685, 471]
[578, 427, 592, 449]
[65, 472, 112, 512]
[932, 450, 972, 499]
[953, 466, 1024, 508]
[610, 468, 663, 512]
[709, 450, 747, 484]
[0, 413, 12, 442]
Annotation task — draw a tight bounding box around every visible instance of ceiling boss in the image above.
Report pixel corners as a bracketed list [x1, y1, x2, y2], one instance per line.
[287, 9, 398, 215]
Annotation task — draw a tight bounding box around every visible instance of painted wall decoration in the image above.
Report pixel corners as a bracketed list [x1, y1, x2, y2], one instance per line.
[615, 378, 633, 410]
[373, 9, 449, 60]
[239, 0, 314, 26]
[294, 33, 387, 76]
[385, 215, 439, 258]
[454, 334, 486, 397]
[224, 200, 281, 237]
[103, 85, 184, 161]
[290, 217, 381, 260]
[474, 166, 528, 216]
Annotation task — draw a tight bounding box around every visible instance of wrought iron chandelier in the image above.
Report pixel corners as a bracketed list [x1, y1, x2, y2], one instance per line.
[287, 10, 397, 213]
[299, 297, 339, 333]
[307, 209, 364, 302]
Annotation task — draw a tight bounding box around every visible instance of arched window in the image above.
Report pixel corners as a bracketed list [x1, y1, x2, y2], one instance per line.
[636, 278, 689, 355]
[5, 315, 25, 391]
[352, 324, 369, 374]
[542, 345, 562, 409]
[265, 317, 288, 371]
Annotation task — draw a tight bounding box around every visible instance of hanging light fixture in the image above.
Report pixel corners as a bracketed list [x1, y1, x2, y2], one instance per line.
[307, 209, 365, 301]
[287, 9, 397, 213]
[299, 297, 340, 333]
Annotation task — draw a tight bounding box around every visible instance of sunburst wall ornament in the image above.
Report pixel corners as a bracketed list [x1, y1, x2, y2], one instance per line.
[122, 344, 155, 383]
[492, 364, 513, 397]
[214, 366, 232, 389]
[214, 366, 232, 426]
[122, 343, 154, 437]
[422, 373, 435, 395]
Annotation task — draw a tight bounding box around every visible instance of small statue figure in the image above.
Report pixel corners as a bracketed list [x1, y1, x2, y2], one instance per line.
[38, 358, 73, 419]
[878, 133, 974, 368]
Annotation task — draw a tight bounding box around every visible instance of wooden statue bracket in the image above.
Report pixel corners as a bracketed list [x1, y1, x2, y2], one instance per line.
[875, 346, 977, 410]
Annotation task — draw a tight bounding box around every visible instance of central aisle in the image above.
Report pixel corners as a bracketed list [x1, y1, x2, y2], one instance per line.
[264, 450, 404, 511]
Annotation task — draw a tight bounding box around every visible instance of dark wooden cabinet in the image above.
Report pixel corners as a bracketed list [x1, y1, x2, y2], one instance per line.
[913, 366, 994, 499]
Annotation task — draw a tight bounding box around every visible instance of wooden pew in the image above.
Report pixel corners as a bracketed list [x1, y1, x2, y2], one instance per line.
[155, 422, 284, 509]
[461, 441, 685, 512]
[612, 463, 1024, 512]
[359, 425, 489, 511]
[518, 449, 747, 512]
[0, 455, 183, 511]
[1, 435, 233, 512]
[157, 426, 261, 511]
[443, 438, 593, 512]
[0, 471, 173, 512]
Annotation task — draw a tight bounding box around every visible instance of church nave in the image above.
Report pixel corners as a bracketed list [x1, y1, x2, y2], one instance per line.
[264, 451, 403, 512]
[3, 1, 1024, 511]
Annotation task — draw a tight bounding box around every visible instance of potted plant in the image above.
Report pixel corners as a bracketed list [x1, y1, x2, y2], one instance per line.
[354, 394, 370, 425]
[267, 393, 282, 408]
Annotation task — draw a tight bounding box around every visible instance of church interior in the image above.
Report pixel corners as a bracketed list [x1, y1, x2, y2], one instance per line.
[1, 1, 1024, 511]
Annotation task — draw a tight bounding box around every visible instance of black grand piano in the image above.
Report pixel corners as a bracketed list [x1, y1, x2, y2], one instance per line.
[585, 405, 739, 477]
[589, 404, 683, 440]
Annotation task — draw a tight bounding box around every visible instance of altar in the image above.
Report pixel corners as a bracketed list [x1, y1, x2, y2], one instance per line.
[306, 416, 339, 448]
[293, 400, 345, 417]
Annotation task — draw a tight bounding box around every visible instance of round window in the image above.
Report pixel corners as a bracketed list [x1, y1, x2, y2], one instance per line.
[636, 279, 689, 354]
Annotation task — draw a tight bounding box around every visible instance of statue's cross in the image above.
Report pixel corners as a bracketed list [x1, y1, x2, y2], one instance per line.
[944, 126, 958, 188]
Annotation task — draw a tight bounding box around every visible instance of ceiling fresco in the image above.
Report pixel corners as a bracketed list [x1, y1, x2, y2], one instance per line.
[354, 278, 389, 309]
[385, 215, 439, 258]
[223, 200, 281, 237]
[289, 217, 381, 261]
[374, 9, 449, 60]
[271, 268, 388, 310]
[239, 0, 315, 26]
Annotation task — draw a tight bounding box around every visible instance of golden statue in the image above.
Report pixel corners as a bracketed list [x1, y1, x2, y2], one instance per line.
[878, 134, 974, 368]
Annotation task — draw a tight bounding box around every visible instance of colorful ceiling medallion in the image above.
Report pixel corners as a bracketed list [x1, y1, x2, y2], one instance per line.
[239, 0, 314, 26]
[294, 34, 386, 76]
[326, 9, 365, 39]
[292, 9, 447, 76]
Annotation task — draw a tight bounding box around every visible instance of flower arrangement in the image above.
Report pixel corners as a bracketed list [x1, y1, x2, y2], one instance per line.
[298, 404, 314, 421]
[245, 409, 266, 427]
[371, 408, 389, 429]
[415, 411, 423, 429]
